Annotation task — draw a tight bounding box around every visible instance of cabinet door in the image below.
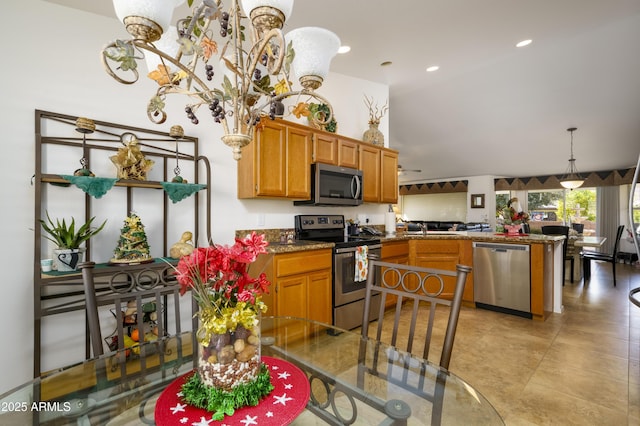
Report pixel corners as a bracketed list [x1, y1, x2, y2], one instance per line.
[255, 120, 287, 197]
[412, 240, 461, 297]
[286, 126, 312, 198]
[380, 149, 398, 203]
[338, 138, 359, 168]
[359, 144, 381, 202]
[313, 133, 338, 165]
[306, 270, 332, 324]
[276, 275, 307, 319]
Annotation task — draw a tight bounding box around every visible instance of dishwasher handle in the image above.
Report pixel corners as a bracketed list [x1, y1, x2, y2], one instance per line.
[472, 242, 530, 252]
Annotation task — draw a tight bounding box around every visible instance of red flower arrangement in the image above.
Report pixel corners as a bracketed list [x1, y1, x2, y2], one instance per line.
[174, 232, 270, 335]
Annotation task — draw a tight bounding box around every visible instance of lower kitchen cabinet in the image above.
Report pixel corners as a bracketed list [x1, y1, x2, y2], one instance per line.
[409, 239, 474, 302]
[380, 240, 410, 308]
[257, 249, 332, 341]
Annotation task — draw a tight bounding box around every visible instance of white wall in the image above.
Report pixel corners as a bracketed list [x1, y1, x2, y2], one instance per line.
[399, 175, 496, 226]
[0, 1, 389, 392]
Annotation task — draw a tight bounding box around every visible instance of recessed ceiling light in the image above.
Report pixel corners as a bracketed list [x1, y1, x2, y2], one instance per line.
[338, 45, 351, 54]
[380, 61, 393, 67]
[426, 65, 439, 72]
[516, 39, 532, 48]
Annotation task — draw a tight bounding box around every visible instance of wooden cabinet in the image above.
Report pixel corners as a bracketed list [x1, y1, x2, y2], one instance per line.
[380, 148, 398, 203]
[313, 132, 338, 165]
[409, 239, 473, 302]
[238, 119, 312, 199]
[359, 144, 381, 203]
[257, 249, 332, 340]
[359, 144, 399, 204]
[311, 133, 359, 169]
[238, 118, 398, 204]
[380, 240, 410, 308]
[338, 138, 359, 168]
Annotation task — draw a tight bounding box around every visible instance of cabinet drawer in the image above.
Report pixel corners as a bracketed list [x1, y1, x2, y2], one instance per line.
[382, 241, 409, 258]
[275, 250, 332, 277]
[412, 239, 460, 254]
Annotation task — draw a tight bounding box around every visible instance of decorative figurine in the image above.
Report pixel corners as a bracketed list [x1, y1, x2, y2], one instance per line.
[170, 231, 195, 259]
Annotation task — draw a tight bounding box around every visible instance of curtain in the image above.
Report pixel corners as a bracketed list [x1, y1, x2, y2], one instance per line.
[596, 186, 619, 253]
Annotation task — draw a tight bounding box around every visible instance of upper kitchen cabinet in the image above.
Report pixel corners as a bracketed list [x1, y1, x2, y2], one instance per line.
[359, 144, 399, 204]
[238, 118, 397, 204]
[337, 138, 359, 169]
[380, 148, 399, 203]
[359, 144, 381, 202]
[311, 133, 358, 169]
[238, 119, 312, 199]
[312, 132, 338, 165]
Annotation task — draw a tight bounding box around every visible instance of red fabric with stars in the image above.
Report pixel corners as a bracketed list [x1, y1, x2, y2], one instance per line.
[154, 356, 310, 426]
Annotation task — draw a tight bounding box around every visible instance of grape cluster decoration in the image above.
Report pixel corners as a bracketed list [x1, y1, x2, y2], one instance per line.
[220, 11, 230, 37]
[209, 99, 225, 123]
[185, 106, 199, 125]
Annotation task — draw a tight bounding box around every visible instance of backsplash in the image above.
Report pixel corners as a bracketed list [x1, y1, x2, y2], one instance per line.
[236, 228, 295, 243]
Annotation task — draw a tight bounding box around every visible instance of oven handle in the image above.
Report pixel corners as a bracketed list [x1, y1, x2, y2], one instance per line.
[334, 244, 382, 254]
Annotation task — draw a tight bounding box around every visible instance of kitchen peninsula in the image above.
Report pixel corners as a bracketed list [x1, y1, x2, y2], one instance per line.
[252, 231, 565, 322]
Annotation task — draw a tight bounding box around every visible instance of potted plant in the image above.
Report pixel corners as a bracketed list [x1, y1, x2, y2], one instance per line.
[40, 212, 107, 271]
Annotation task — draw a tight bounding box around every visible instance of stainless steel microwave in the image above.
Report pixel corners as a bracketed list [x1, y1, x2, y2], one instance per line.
[294, 163, 363, 206]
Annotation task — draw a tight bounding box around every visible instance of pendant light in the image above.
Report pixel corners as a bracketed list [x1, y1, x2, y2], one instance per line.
[560, 127, 584, 189]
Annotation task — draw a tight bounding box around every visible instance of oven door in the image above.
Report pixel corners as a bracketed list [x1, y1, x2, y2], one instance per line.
[334, 245, 381, 306]
[333, 245, 381, 330]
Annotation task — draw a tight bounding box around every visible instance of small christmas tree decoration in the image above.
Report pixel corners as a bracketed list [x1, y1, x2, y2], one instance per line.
[110, 212, 153, 264]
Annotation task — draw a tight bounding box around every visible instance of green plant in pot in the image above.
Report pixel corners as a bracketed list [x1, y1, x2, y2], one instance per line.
[40, 212, 107, 271]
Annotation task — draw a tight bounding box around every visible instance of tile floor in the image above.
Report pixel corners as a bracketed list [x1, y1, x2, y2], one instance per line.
[445, 260, 640, 425]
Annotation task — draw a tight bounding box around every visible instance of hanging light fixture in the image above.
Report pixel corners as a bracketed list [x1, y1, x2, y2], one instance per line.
[102, 0, 340, 160]
[560, 127, 585, 190]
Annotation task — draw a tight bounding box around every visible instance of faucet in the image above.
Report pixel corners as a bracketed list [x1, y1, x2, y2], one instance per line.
[419, 223, 427, 235]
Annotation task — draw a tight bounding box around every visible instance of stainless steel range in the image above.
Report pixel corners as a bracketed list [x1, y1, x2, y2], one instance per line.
[295, 214, 382, 330]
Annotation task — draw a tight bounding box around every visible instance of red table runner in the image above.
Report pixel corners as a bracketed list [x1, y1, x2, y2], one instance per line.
[155, 356, 309, 425]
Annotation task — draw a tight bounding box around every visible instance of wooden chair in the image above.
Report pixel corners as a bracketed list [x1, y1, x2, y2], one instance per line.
[581, 225, 625, 286]
[541, 225, 573, 283]
[79, 261, 196, 375]
[358, 261, 471, 425]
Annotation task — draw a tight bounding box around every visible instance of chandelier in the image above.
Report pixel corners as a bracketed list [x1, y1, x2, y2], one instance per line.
[102, 0, 340, 160]
[560, 127, 585, 190]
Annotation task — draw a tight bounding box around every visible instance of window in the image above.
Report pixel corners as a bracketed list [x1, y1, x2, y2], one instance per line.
[496, 188, 598, 234]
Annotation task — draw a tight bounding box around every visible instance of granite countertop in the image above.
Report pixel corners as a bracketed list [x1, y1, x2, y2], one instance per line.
[263, 232, 564, 254]
[379, 231, 565, 244]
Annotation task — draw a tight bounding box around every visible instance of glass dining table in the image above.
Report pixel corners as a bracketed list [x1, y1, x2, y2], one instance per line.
[0, 317, 503, 425]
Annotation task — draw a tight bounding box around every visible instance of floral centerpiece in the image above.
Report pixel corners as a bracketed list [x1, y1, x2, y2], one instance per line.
[174, 232, 273, 420]
[502, 197, 530, 234]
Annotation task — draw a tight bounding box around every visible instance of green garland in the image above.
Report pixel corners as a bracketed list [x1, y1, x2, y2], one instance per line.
[181, 363, 274, 421]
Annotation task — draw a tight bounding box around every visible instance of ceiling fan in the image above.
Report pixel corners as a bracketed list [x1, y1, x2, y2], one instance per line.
[397, 165, 422, 175]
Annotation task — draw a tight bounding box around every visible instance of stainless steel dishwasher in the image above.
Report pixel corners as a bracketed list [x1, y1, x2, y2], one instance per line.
[473, 242, 531, 318]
